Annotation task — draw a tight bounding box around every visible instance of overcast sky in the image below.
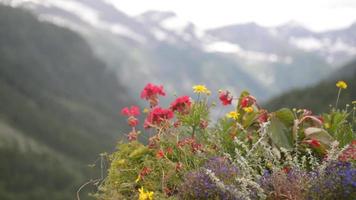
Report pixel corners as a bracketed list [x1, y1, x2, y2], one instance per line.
[107, 0, 356, 32]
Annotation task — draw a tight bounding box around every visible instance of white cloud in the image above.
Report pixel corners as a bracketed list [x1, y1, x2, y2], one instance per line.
[106, 0, 356, 32]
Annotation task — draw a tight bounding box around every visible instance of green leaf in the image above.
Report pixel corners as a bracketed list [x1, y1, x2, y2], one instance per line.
[268, 116, 293, 150]
[275, 108, 295, 126]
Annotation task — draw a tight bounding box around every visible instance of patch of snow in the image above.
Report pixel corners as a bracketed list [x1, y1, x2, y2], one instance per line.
[289, 37, 323, 51]
[205, 41, 292, 64]
[205, 41, 241, 53]
[290, 37, 356, 56]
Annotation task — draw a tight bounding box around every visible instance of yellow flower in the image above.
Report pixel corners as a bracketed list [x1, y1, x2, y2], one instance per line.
[138, 187, 154, 200]
[226, 111, 239, 120]
[352, 100, 356, 104]
[243, 106, 254, 113]
[324, 123, 330, 129]
[336, 80, 347, 89]
[143, 108, 150, 114]
[193, 85, 211, 95]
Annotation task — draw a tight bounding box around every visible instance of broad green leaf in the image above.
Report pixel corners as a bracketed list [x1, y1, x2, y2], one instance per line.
[268, 116, 293, 150]
[275, 108, 295, 126]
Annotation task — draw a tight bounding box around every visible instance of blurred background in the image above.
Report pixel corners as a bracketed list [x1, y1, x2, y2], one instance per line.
[0, 0, 355, 199]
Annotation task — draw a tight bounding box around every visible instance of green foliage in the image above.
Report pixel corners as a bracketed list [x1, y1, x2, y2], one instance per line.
[265, 59, 356, 114]
[97, 82, 355, 200]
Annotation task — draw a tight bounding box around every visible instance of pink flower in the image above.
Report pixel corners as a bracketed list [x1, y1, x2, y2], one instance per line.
[170, 96, 191, 113]
[140, 83, 165, 107]
[121, 106, 140, 117]
[144, 107, 174, 128]
[219, 91, 233, 106]
[121, 106, 140, 127]
[240, 95, 256, 108]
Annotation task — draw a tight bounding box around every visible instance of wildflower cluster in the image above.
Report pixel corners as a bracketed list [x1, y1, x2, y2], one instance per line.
[95, 81, 355, 200]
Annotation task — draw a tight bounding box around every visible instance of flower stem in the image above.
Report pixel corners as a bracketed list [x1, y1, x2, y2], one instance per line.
[335, 88, 341, 109]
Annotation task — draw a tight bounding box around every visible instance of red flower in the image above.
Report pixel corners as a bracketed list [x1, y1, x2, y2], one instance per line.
[282, 166, 290, 173]
[166, 147, 173, 155]
[170, 96, 191, 113]
[140, 167, 152, 178]
[339, 140, 356, 161]
[121, 106, 140, 116]
[258, 110, 268, 123]
[308, 138, 321, 148]
[128, 117, 139, 127]
[240, 96, 256, 108]
[144, 107, 174, 128]
[219, 90, 233, 106]
[140, 83, 165, 107]
[156, 149, 164, 159]
[121, 106, 140, 127]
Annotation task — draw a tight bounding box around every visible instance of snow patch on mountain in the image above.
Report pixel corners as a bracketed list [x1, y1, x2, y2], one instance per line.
[290, 37, 356, 58]
[205, 41, 293, 64]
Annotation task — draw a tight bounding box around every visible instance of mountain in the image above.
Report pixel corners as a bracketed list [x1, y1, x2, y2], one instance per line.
[3, 0, 355, 102]
[0, 5, 132, 199]
[264, 59, 356, 113]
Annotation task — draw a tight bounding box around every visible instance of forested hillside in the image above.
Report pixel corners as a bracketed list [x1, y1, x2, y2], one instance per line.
[265, 59, 356, 113]
[0, 5, 131, 199]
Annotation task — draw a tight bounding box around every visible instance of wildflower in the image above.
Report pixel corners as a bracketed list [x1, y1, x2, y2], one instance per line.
[243, 106, 254, 113]
[218, 90, 233, 105]
[306, 138, 321, 148]
[226, 111, 239, 120]
[324, 122, 331, 129]
[138, 187, 154, 200]
[128, 117, 139, 127]
[166, 147, 173, 155]
[282, 166, 290, 173]
[339, 140, 356, 161]
[121, 106, 140, 116]
[240, 95, 256, 108]
[121, 106, 140, 127]
[336, 80, 347, 89]
[138, 167, 151, 181]
[141, 83, 165, 107]
[258, 110, 268, 123]
[170, 96, 191, 114]
[193, 85, 211, 95]
[144, 107, 174, 128]
[156, 149, 164, 159]
[352, 100, 356, 104]
[143, 108, 150, 113]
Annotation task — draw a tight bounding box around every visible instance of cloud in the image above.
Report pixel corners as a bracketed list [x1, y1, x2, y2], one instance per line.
[106, 0, 356, 31]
